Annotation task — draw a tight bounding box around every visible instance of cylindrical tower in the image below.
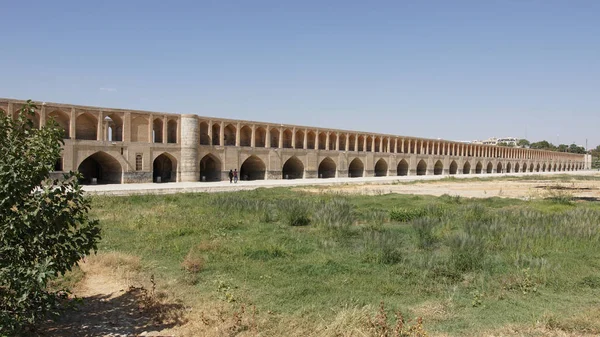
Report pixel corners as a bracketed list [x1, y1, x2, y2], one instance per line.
[179, 114, 199, 182]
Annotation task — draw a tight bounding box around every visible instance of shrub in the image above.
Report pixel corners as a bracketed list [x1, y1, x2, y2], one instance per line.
[181, 247, 205, 274]
[389, 207, 426, 222]
[279, 199, 311, 226]
[0, 101, 101, 334]
[412, 218, 439, 250]
[448, 232, 486, 273]
[313, 198, 354, 230]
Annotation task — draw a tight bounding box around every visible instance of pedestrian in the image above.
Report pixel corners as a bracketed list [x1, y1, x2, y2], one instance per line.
[233, 169, 238, 183]
[228, 169, 233, 183]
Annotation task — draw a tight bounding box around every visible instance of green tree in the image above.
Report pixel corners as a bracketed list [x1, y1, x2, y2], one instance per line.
[557, 144, 568, 152]
[517, 139, 530, 148]
[530, 140, 556, 151]
[0, 100, 101, 334]
[568, 143, 586, 154]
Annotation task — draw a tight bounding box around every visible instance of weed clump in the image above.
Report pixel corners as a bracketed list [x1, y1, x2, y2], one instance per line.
[390, 208, 426, 222]
[313, 198, 354, 230]
[279, 199, 312, 226]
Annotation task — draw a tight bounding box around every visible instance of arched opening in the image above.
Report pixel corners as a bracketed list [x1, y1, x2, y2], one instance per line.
[105, 114, 123, 141]
[339, 134, 347, 151]
[131, 116, 148, 142]
[553, 163, 557, 171]
[542, 163, 547, 172]
[329, 133, 337, 150]
[318, 157, 336, 178]
[449, 161, 458, 175]
[349, 135, 356, 151]
[514, 163, 520, 173]
[374, 158, 388, 177]
[240, 155, 266, 180]
[366, 136, 373, 152]
[282, 129, 293, 148]
[54, 157, 63, 172]
[200, 122, 210, 145]
[153, 118, 163, 143]
[240, 125, 252, 147]
[295, 130, 304, 149]
[77, 152, 122, 184]
[506, 163, 512, 173]
[282, 156, 304, 179]
[76, 112, 98, 140]
[224, 124, 236, 146]
[212, 124, 221, 145]
[416, 160, 427, 176]
[255, 127, 266, 147]
[318, 132, 327, 150]
[397, 159, 408, 176]
[167, 120, 177, 143]
[270, 128, 279, 148]
[434, 160, 443, 175]
[497, 162, 503, 173]
[530, 163, 535, 172]
[487, 162, 493, 174]
[48, 110, 70, 139]
[153, 153, 177, 182]
[307, 131, 316, 149]
[357, 135, 365, 151]
[522, 163, 527, 173]
[348, 158, 364, 177]
[475, 161, 483, 174]
[463, 161, 471, 174]
[200, 154, 221, 181]
[374, 137, 381, 152]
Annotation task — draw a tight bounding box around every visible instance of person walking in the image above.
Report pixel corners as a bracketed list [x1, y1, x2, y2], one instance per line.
[228, 169, 234, 183]
[233, 169, 238, 183]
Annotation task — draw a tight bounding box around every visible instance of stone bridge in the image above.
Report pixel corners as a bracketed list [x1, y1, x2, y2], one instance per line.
[0, 98, 591, 184]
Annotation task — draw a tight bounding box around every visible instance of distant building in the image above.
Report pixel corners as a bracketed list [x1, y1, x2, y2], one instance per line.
[472, 137, 518, 146]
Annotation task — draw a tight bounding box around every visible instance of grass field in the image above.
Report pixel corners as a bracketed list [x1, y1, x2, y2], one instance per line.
[73, 184, 600, 336]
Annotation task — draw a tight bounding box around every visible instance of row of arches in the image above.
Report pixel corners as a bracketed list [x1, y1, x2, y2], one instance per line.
[75, 151, 585, 185]
[5, 107, 178, 143]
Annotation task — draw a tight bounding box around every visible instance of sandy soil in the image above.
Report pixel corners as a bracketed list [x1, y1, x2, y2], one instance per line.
[297, 175, 600, 201]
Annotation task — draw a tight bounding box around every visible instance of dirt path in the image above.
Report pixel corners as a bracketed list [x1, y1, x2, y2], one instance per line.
[37, 256, 183, 337]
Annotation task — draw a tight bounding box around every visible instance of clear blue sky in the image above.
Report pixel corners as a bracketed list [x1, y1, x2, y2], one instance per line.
[1, 0, 598, 148]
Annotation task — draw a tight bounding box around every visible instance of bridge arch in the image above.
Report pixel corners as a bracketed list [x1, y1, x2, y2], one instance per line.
[374, 158, 388, 176]
[463, 161, 471, 174]
[153, 152, 177, 182]
[48, 110, 70, 138]
[475, 161, 482, 174]
[200, 153, 221, 181]
[76, 112, 98, 140]
[496, 162, 503, 173]
[240, 155, 266, 180]
[397, 159, 408, 176]
[282, 156, 304, 179]
[318, 157, 336, 178]
[434, 160, 443, 175]
[506, 162, 512, 173]
[349, 158, 364, 177]
[240, 125, 252, 147]
[486, 162, 493, 174]
[449, 160, 458, 175]
[77, 151, 122, 184]
[416, 160, 427, 176]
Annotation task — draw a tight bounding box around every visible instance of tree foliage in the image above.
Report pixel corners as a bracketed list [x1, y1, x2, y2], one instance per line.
[0, 100, 101, 334]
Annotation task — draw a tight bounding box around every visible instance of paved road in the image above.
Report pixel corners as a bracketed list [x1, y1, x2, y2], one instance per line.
[83, 171, 597, 196]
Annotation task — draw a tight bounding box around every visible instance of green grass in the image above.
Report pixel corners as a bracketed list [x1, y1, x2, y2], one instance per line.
[87, 188, 600, 335]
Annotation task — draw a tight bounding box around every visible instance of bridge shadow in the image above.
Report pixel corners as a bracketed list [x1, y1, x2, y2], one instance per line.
[33, 286, 186, 337]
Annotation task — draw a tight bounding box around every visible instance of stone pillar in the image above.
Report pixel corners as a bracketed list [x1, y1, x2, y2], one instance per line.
[251, 124, 256, 147]
[208, 119, 213, 144]
[97, 111, 103, 141]
[265, 128, 270, 148]
[180, 114, 199, 182]
[401, 139, 404, 153]
[235, 123, 241, 146]
[394, 138, 398, 153]
[291, 127, 296, 148]
[315, 131, 320, 150]
[39, 105, 46, 129]
[162, 116, 168, 144]
[355, 134, 359, 151]
[148, 114, 154, 142]
[123, 112, 131, 142]
[278, 128, 283, 148]
[70, 108, 77, 140]
[371, 137, 376, 152]
[363, 135, 367, 152]
[345, 134, 350, 151]
[336, 132, 340, 151]
[219, 122, 225, 146]
[326, 132, 330, 150]
[304, 129, 308, 149]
